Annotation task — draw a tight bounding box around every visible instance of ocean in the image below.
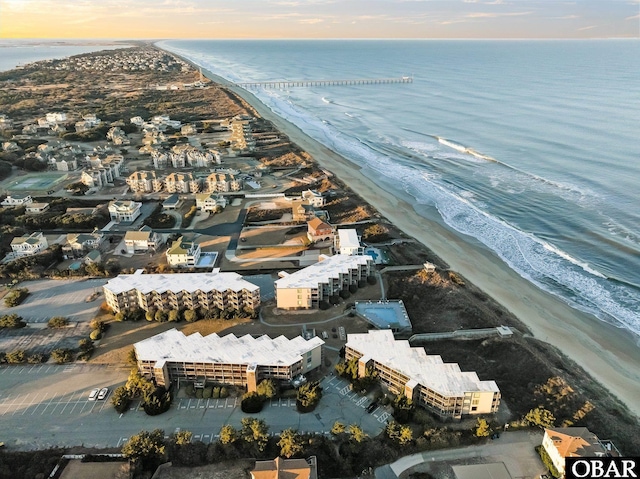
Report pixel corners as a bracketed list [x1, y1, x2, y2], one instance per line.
[159, 39, 640, 339]
[3, 39, 639, 339]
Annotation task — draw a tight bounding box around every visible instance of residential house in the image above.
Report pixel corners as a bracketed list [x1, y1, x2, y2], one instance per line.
[124, 226, 162, 254]
[108, 200, 142, 223]
[162, 193, 182, 210]
[46, 112, 67, 123]
[307, 217, 334, 243]
[62, 231, 104, 258]
[345, 330, 501, 419]
[251, 457, 318, 479]
[334, 229, 363, 255]
[301, 189, 325, 207]
[106, 127, 130, 145]
[166, 236, 201, 268]
[165, 172, 200, 194]
[54, 156, 78, 171]
[151, 151, 168, 169]
[275, 254, 372, 310]
[181, 124, 197, 136]
[10, 232, 48, 257]
[1, 194, 33, 207]
[84, 249, 102, 265]
[0, 115, 14, 130]
[25, 203, 50, 215]
[195, 193, 227, 212]
[542, 428, 620, 478]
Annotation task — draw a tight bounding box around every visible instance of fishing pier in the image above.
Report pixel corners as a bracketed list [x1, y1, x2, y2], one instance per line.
[236, 76, 413, 89]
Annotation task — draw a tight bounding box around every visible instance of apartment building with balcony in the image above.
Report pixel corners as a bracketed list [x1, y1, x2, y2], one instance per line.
[126, 170, 163, 193]
[345, 330, 501, 419]
[133, 327, 323, 391]
[165, 172, 200, 193]
[104, 269, 261, 315]
[205, 172, 243, 193]
[275, 254, 372, 310]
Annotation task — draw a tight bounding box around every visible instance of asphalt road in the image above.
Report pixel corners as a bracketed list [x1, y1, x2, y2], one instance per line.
[0, 364, 386, 451]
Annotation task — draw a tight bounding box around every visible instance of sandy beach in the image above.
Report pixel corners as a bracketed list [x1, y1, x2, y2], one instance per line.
[191, 66, 640, 418]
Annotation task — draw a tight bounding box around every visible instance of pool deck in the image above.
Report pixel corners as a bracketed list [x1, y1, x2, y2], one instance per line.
[354, 299, 412, 334]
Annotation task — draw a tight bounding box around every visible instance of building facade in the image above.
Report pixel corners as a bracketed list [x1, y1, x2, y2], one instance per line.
[108, 200, 142, 223]
[345, 330, 501, 419]
[166, 236, 201, 267]
[10, 232, 48, 257]
[334, 229, 363, 256]
[134, 328, 323, 391]
[123, 226, 162, 254]
[104, 269, 261, 314]
[275, 254, 372, 310]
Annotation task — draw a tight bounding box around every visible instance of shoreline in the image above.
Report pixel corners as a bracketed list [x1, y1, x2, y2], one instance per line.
[164, 48, 640, 418]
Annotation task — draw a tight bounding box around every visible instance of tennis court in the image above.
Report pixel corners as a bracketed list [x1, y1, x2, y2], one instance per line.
[8, 173, 68, 191]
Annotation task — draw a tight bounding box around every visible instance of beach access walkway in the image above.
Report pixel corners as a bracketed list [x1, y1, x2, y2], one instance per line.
[374, 430, 545, 479]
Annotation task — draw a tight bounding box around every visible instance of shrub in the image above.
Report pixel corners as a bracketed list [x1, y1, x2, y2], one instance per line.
[536, 445, 562, 478]
[366, 276, 377, 285]
[6, 349, 26, 363]
[219, 387, 229, 398]
[318, 300, 330, 310]
[168, 310, 180, 322]
[142, 387, 172, 416]
[241, 392, 264, 413]
[296, 380, 323, 413]
[155, 310, 168, 322]
[256, 379, 277, 399]
[27, 352, 47, 364]
[90, 318, 107, 332]
[89, 329, 102, 340]
[212, 387, 220, 399]
[357, 280, 367, 288]
[329, 295, 340, 305]
[0, 352, 6, 363]
[184, 383, 195, 397]
[0, 313, 26, 329]
[48, 316, 69, 328]
[183, 309, 197, 322]
[4, 288, 29, 307]
[195, 389, 203, 399]
[114, 312, 126, 322]
[339, 289, 351, 299]
[203, 386, 213, 399]
[51, 348, 74, 364]
[349, 284, 358, 293]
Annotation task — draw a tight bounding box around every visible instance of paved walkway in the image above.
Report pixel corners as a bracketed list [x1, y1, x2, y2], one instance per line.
[374, 430, 545, 479]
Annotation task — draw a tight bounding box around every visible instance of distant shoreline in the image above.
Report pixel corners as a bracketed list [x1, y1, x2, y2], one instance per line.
[160, 44, 640, 418]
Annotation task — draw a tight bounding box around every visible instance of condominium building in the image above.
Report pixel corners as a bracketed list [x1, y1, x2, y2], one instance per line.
[126, 170, 163, 193]
[345, 330, 501, 419]
[103, 269, 261, 314]
[334, 229, 363, 256]
[133, 328, 323, 391]
[108, 200, 142, 223]
[165, 172, 200, 193]
[205, 172, 242, 193]
[275, 254, 372, 309]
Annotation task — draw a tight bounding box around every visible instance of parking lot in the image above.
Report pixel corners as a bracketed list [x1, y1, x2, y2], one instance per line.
[0, 323, 92, 355]
[0, 278, 108, 323]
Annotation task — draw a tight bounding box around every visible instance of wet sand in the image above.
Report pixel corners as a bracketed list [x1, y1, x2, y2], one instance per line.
[194, 64, 640, 418]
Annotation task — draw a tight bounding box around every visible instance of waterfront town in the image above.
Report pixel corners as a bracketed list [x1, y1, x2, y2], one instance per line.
[0, 45, 636, 479]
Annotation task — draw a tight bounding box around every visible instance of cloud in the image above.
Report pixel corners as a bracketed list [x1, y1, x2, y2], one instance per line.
[577, 25, 597, 31]
[625, 13, 640, 20]
[466, 10, 532, 18]
[299, 18, 324, 24]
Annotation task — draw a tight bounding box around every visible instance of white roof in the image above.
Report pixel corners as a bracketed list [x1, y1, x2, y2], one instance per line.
[346, 330, 500, 396]
[135, 328, 324, 367]
[275, 254, 371, 289]
[104, 270, 259, 295]
[338, 229, 360, 248]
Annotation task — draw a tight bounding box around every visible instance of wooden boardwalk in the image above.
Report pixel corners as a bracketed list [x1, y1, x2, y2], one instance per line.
[236, 76, 413, 89]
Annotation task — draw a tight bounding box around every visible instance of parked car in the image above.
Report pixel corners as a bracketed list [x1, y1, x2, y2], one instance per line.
[366, 401, 379, 413]
[88, 388, 99, 401]
[97, 387, 109, 400]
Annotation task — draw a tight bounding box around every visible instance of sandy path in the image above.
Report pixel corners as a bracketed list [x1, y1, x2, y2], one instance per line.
[189, 63, 640, 417]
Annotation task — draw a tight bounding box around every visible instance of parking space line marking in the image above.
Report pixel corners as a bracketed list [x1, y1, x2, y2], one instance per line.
[30, 392, 49, 415]
[40, 393, 57, 415]
[12, 393, 32, 416]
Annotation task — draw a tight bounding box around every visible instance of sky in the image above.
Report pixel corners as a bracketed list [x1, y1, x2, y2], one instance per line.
[0, 0, 638, 39]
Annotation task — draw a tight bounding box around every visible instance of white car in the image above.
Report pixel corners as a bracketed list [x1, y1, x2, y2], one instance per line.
[97, 387, 109, 400]
[88, 388, 99, 401]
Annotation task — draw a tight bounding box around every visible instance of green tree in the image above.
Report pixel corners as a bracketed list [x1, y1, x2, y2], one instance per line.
[47, 316, 68, 328]
[154, 310, 168, 322]
[111, 385, 132, 413]
[256, 379, 277, 399]
[474, 418, 491, 437]
[278, 428, 304, 458]
[296, 380, 323, 411]
[524, 407, 556, 429]
[89, 329, 102, 340]
[386, 421, 413, 445]
[126, 348, 138, 367]
[126, 370, 155, 398]
[348, 424, 368, 443]
[145, 310, 156, 322]
[121, 429, 166, 467]
[219, 425, 239, 445]
[168, 309, 180, 322]
[0, 314, 26, 329]
[6, 349, 26, 363]
[114, 312, 126, 322]
[241, 417, 269, 452]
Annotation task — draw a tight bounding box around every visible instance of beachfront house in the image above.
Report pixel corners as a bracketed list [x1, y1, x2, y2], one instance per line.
[1, 194, 33, 207]
[62, 231, 104, 259]
[195, 193, 227, 213]
[307, 217, 334, 243]
[25, 202, 50, 215]
[334, 228, 363, 255]
[541, 428, 621, 478]
[301, 189, 325, 207]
